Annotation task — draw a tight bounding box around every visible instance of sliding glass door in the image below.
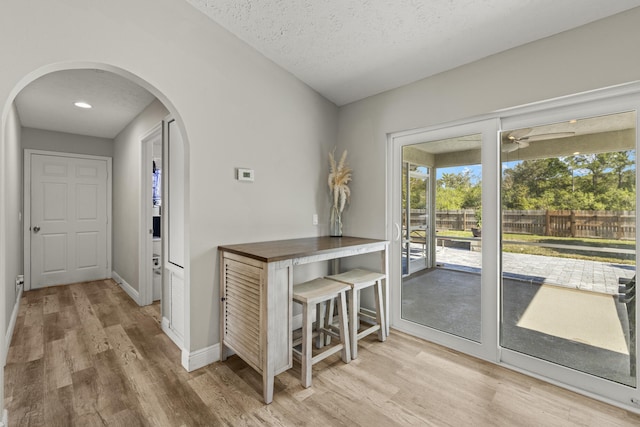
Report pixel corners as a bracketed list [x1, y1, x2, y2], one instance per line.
[389, 85, 640, 409]
[390, 119, 499, 360]
[500, 107, 638, 394]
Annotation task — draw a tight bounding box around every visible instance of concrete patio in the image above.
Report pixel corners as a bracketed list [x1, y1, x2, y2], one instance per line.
[434, 245, 635, 294]
[402, 244, 637, 387]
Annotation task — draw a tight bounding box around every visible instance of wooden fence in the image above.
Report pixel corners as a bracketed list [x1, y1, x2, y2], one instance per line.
[407, 209, 636, 240]
[434, 209, 478, 232]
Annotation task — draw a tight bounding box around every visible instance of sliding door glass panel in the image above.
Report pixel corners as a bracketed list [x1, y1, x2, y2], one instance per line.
[403, 163, 430, 275]
[401, 134, 483, 342]
[500, 111, 637, 387]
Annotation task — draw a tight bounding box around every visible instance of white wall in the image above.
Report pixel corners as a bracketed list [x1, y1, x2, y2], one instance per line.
[0, 0, 338, 358]
[3, 105, 22, 338]
[337, 7, 640, 241]
[113, 99, 168, 293]
[22, 127, 114, 158]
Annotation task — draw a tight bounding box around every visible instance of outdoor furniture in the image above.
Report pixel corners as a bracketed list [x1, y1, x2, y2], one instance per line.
[326, 268, 387, 359]
[619, 275, 636, 377]
[292, 278, 351, 388]
[410, 230, 427, 256]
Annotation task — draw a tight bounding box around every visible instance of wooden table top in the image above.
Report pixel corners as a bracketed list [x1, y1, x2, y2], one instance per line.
[218, 236, 388, 263]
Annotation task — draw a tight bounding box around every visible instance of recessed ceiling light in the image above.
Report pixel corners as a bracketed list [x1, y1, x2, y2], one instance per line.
[74, 101, 92, 109]
[569, 119, 577, 124]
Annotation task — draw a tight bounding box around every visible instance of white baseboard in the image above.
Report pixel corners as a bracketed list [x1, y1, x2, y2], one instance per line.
[5, 284, 23, 364]
[161, 316, 184, 351]
[111, 271, 140, 305]
[181, 344, 220, 372]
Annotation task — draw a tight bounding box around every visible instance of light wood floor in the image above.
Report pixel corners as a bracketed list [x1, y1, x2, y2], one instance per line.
[5, 279, 640, 426]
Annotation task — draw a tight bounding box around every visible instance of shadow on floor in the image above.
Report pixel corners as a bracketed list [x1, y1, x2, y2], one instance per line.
[401, 266, 636, 387]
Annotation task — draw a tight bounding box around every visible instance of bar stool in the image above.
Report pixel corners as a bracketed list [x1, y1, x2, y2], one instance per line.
[292, 278, 351, 388]
[326, 269, 386, 359]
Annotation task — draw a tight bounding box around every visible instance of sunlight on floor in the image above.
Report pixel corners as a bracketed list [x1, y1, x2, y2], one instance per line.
[517, 285, 629, 355]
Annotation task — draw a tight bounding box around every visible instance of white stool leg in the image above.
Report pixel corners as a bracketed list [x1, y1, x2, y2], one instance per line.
[348, 287, 359, 359]
[301, 302, 313, 388]
[337, 291, 351, 363]
[315, 301, 324, 349]
[374, 279, 386, 342]
[323, 298, 335, 346]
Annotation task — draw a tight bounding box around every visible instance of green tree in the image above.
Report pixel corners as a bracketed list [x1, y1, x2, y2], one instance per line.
[596, 188, 635, 210]
[608, 151, 634, 189]
[502, 151, 636, 211]
[436, 169, 481, 211]
[409, 177, 426, 209]
[569, 153, 616, 194]
[502, 158, 572, 209]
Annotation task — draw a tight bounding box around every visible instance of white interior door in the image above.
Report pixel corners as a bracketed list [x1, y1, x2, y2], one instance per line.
[29, 152, 109, 288]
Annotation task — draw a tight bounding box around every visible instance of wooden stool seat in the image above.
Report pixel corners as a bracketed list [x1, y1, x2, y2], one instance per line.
[292, 278, 351, 388]
[326, 268, 386, 359]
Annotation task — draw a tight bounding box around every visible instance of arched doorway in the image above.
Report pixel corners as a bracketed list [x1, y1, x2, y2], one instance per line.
[1, 62, 190, 363]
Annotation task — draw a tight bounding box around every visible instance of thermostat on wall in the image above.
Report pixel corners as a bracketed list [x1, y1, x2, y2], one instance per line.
[236, 168, 255, 182]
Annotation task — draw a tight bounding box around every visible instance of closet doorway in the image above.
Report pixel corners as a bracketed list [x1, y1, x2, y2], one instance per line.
[140, 124, 162, 305]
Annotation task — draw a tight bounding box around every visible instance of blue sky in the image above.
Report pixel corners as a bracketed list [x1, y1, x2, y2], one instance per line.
[424, 151, 637, 183]
[435, 165, 482, 183]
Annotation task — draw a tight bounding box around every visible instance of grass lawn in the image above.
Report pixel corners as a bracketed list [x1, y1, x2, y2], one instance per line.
[432, 230, 636, 265]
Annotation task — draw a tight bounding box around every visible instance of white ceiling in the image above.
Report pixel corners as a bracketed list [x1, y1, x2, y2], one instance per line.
[187, 0, 640, 106]
[14, 1, 640, 138]
[15, 69, 155, 139]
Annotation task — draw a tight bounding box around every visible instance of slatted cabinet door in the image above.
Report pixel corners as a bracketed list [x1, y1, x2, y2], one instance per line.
[222, 256, 263, 372]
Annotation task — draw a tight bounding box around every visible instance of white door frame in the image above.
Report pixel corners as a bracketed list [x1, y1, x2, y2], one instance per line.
[139, 124, 162, 306]
[388, 118, 500, 363]
[498, 91, 640, 408]
[23, 149, 113, 291]
[386, 81, 640, 412]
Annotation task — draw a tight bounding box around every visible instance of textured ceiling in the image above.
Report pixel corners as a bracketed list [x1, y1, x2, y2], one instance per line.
[15, 69, 155, 139]
[14, 2, 640, 138]
[187, 0, 640, 105]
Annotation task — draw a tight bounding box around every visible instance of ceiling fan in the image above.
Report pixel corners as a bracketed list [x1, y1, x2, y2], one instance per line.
[501, 128, 575, 153]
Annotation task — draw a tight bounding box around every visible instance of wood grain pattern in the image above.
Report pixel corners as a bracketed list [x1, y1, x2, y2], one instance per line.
[219, 236, 386, 263]
[6, 279, 640, 426]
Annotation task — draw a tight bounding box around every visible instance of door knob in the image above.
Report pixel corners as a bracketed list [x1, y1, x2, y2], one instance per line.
[33, 226, 40, 233]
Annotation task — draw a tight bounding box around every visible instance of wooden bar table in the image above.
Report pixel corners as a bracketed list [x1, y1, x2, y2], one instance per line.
[218, 236, 389, 404]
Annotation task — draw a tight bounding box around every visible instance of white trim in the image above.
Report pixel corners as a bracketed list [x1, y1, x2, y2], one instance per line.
[139, 124, 162, 307]
[388, 118, 500, 364]
[501, 349, 640, 415]
[23, 149, 112, 291]
[386, 81, 640, 412]
[161, 316, 184, 350]
[0, 100, 15, 427]
[111, 271, 140, 305]
[2, 60, 192, 418]
[497, 89, 640, 410]
[389, 81, 640, 144]
[181, 344, 220, 372]
[4, 284, 22, 364]
[163, 115, 191, 351]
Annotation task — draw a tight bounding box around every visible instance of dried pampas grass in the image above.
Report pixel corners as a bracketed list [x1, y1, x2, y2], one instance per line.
[328, 148, 352, 214]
